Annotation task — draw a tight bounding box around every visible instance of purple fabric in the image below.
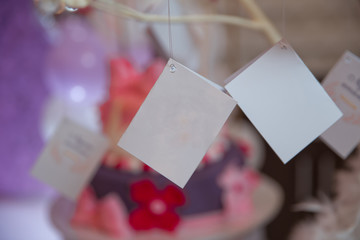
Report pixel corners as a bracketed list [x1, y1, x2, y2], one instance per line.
[0, 0, 50, 195]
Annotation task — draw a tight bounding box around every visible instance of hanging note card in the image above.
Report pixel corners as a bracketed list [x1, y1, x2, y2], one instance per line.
[118, 59, 236, 188]
[321, 51, 360, 159]
[32, 118, 109, 200]
[225, 39, 342, 164]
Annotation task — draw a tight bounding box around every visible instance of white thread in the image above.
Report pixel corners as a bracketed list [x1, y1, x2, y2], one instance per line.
[281, 0, 286, 38]
[167, 0, 173, 59]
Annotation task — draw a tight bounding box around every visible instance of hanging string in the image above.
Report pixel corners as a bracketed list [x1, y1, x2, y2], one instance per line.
[279, 0, 287, 49]
[167, 0, 174, 59]
[281, 0, 286, 38]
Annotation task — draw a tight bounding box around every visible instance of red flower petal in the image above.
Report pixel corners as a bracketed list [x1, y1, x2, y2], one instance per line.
[130, 179, 158, 204]
[161, 185, 185, 207]
[155, 210, 180, 232]
[129, 208, 154, 230]
[143, 164, 152, 172]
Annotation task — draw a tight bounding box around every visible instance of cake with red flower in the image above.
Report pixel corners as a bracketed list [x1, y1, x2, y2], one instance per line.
[68, 58, 262, 239]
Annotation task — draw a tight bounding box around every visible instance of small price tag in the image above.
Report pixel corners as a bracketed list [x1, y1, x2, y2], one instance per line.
[321, 51, 360, 158]
[32, 119, 109, 200]
[118, 59, 236, 188]
[225, 39, 342, 164]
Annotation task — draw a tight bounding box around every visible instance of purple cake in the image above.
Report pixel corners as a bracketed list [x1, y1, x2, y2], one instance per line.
[91, 142, 245, 216]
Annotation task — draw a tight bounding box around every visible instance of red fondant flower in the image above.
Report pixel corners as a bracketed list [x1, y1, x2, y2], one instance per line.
[129, 180, 185, 231]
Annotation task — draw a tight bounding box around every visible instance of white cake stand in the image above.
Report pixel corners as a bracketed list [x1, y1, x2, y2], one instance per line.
[50, 175, 283, 240]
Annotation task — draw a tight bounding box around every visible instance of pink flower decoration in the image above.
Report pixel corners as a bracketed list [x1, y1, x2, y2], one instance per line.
[129, 179, 185, 232]
[218, 164, 259, 217]
[71, 187, 132, 238]
[99, 58, 166, 169]
[100, 58, 165, 129]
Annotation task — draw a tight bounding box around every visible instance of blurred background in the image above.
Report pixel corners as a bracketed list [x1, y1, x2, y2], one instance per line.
[1, 0, 360, 239]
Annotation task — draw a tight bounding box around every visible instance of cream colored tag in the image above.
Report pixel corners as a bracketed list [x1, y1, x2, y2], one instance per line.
[32, 118, 109, 200]
[321, 51, 360, 159]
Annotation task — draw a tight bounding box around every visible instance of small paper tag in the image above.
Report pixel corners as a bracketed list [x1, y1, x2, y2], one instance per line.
[118, 59, 236, 188]
[320, 51, 360, 158]
[32, 118, 109, 200]
[225, 39, 342, 164]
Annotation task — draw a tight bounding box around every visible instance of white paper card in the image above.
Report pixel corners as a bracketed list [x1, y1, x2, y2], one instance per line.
[225, 40, 342, 164]
[118, 59, 236, 188]
[32, 118, 109, 200]
[321, 51, 360, 158]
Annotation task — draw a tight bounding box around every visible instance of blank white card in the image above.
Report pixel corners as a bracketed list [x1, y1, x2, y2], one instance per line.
[118, 59, 236, 188]
[225, 40, 342, 164]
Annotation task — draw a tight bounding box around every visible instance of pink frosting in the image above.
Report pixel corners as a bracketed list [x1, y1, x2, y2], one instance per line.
[71, 187, 132, 238]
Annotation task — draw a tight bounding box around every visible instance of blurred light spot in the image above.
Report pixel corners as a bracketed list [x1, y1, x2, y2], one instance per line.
[70, 86, 86, 102]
